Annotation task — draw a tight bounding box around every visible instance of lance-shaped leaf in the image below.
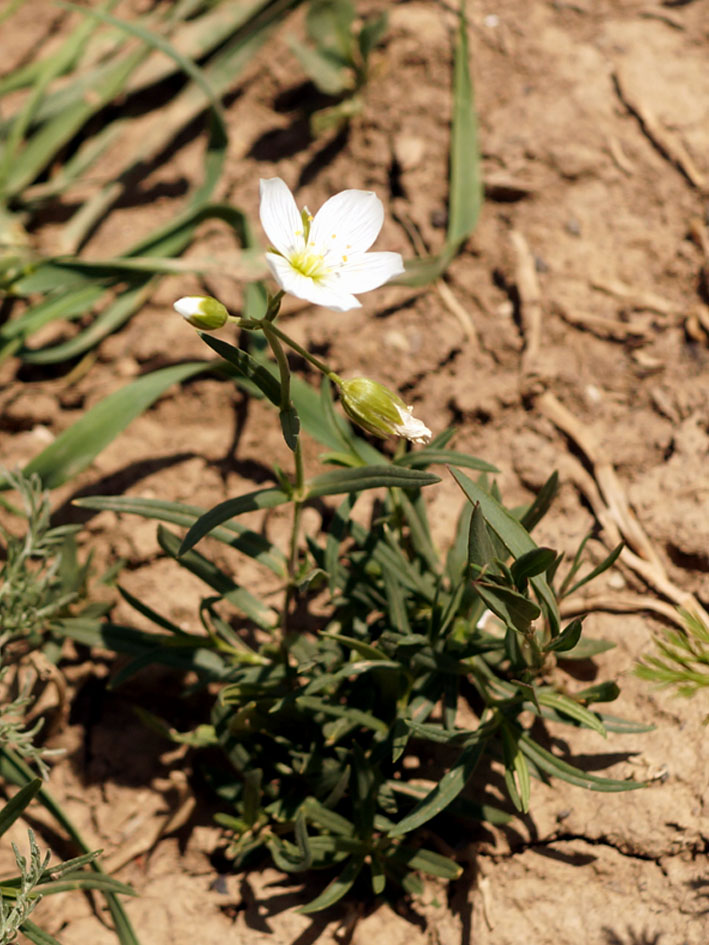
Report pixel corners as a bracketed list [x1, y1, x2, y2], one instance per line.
[451, 468, 560, 635]
[73, 494, 287, 576]
[15, 361, 209, 490]
[298, 855, 365, 914]
[306, 466, 440, 499]
[159, 526, 277, 630]
[388, 726, 493, 836]
[518, 734, 644, 792]
[179, 487, 291, 555]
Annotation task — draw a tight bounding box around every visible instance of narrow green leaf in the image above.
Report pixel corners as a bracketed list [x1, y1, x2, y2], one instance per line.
[0, 780, 42, 837]
[295, 696, 389, 736]
[388, 729, 491, 836]
[200, 333, 281, 405]
[546, 618, 583, 653]
[535, 692, 606, 737]
[395, 2, 481, 285]
[301, 798, 355, 837]
[518, 735, 644, 792]
[18, 362, 208, 489]
[563, 543, 624, 598]
[73, 495, 287, 576]
[18, 920, 64, 945]
[558, 637, 615, 660]
[179, 487, 290, 555]
[323, 633, 389, 662]
[474, 580, 541, 633]
[306, 466, 439, 499]
[574, 681, 621, 705]
[395, 449, 497, 472]
[393, 846, 462, 880]
[510, 547, 557, 588]
[280, 405, 300, 451]
[467, 502, 495, 569]
[298, 856, 365, 914]
[520, 471, 559, 532]
[38, 873, 136, 896]
[451, 468, 560, 635]
[21, 281, 154, 364]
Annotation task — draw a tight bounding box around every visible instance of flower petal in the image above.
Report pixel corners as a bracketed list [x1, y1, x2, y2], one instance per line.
[259, 178, 305, 257]
[327, 251, 404, 295]
[265, 253, 361, 311]
[310, 189, 384, 258]
[393, 405, 432, 445]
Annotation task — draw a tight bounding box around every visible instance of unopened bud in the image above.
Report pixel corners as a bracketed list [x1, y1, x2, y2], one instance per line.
[174, 296, 228, 330]
[338, 377, 432, 445]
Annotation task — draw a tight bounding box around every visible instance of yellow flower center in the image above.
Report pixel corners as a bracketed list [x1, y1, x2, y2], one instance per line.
[289, 246, 330, 280]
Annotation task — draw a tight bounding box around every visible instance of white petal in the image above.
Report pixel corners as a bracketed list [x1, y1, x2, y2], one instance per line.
[327, 251, 404, 295]
[173, 296, 206, 319]
[310, 189, 384, 258]
[259, 178, 305, 257]
[393, 405, 432, 445]
[265, 253, 361, 311]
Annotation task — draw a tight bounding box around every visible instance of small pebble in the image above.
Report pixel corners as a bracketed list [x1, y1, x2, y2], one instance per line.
[431, 208, 448, 229]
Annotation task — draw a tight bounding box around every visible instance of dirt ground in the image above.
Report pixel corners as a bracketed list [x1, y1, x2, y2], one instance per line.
[1, 1, 709, 943]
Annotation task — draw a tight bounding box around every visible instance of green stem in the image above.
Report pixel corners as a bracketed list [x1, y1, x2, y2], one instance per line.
[261, 322, 291, 412]
[261, 321, 342, 385]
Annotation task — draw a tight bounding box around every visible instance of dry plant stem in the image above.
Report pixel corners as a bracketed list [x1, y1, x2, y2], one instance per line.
[510, 229, 542, 376]
[538, 391, 709, 625]
[590, 278, 674, 317]
[613, 68, 707, 193]
[561, 593, 684, 627]
[555, 302, 651, 342]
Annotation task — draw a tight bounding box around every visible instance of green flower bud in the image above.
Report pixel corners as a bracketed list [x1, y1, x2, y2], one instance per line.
[338, 377, 432, 445]
[174, 296, 228, 330]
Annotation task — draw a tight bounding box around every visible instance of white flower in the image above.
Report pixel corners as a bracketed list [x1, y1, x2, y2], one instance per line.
[259, 177, 405, 311]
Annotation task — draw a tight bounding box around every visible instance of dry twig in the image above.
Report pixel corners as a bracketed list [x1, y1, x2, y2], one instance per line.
[510, 230, 543, 376]
[537, 391, 709, 625]
[613, 69, 707, 193]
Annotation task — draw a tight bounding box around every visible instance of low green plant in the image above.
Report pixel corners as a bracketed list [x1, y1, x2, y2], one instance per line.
[0, 470, 140, 944]
[0, 782, 133, 945]
[71, 252, 647, 915]
[288, 0, 388, 134]
[0, 0, 305, 365]
[58, 4, 649, 908]
[636, 609, 709, 721]
[73, 319, 647, 909]
[0, 469, 92, 650]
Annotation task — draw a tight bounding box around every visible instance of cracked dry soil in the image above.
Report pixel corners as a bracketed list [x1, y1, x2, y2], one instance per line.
[1, 1, 709, 943]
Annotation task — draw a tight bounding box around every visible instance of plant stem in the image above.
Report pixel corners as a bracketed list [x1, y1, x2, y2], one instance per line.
[260, 321, 342, 386]
[261, 322, 291, 412]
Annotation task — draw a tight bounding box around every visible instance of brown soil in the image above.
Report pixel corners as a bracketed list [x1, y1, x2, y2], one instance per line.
[2, 1, 709, 943]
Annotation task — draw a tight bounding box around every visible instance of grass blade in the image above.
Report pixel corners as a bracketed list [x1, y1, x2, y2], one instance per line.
[18, 361, 209, 489]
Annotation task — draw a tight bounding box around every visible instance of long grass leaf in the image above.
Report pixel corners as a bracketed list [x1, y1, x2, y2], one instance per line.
[73, 495, 287, 575]
[0, 748, 142, 945]
[18, 361, 209, 489]
[179, 487, 290, 555]
[396, 2, 481, 286]
[0, 779, 42, 837]
[518, 734, 645, 792]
